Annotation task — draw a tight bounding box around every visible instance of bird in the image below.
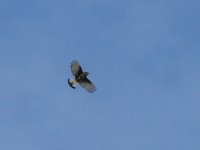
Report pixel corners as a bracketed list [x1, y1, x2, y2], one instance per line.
[68, 60, 96, 93]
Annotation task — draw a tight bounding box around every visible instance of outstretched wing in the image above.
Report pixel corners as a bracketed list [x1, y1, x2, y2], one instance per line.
[79, 77, 96, 93]
[71, 60, 83, 77]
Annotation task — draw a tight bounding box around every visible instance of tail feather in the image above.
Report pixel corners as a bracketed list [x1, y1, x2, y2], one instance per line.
[68, 79, 77, 89]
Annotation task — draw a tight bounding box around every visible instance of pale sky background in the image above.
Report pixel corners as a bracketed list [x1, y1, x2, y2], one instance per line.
[0, 0, 200, 150]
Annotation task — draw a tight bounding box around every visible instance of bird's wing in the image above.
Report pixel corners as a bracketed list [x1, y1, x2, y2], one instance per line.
[71, 60, 83, 77]
[79, 77, 96, 93]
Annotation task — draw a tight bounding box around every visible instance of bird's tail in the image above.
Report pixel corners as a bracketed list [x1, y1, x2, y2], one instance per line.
[68, 79, 77, 89]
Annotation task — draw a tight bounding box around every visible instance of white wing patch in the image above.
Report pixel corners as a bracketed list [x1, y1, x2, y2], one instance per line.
[71, 60, 81, 76]
[79, 81, 96, 93]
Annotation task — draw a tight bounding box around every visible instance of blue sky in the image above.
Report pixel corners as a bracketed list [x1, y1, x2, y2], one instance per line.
[0, 0, 200, 149]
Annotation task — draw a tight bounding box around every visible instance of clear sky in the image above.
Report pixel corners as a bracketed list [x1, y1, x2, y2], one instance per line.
[0, 0, 200, 150]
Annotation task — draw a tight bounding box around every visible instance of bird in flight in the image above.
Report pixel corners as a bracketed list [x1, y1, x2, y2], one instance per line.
[68, 60, 96, 93]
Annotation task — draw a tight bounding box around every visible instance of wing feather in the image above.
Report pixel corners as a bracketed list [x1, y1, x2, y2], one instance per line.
[79, 77, 96, 93]
[71, 60, 83, 77]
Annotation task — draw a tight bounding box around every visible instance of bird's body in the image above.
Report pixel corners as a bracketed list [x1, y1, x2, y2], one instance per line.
[76, 72, 88, 82]
[68, 60, 96, 93]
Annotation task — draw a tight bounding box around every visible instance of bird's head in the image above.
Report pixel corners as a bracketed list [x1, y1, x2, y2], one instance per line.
[84, 72, 89, 76]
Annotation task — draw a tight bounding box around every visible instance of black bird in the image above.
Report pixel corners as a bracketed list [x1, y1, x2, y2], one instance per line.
[68, 60, 96, 93]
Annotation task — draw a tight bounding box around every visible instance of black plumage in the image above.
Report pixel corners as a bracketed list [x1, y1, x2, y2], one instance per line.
[68, 60, 96, 93]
